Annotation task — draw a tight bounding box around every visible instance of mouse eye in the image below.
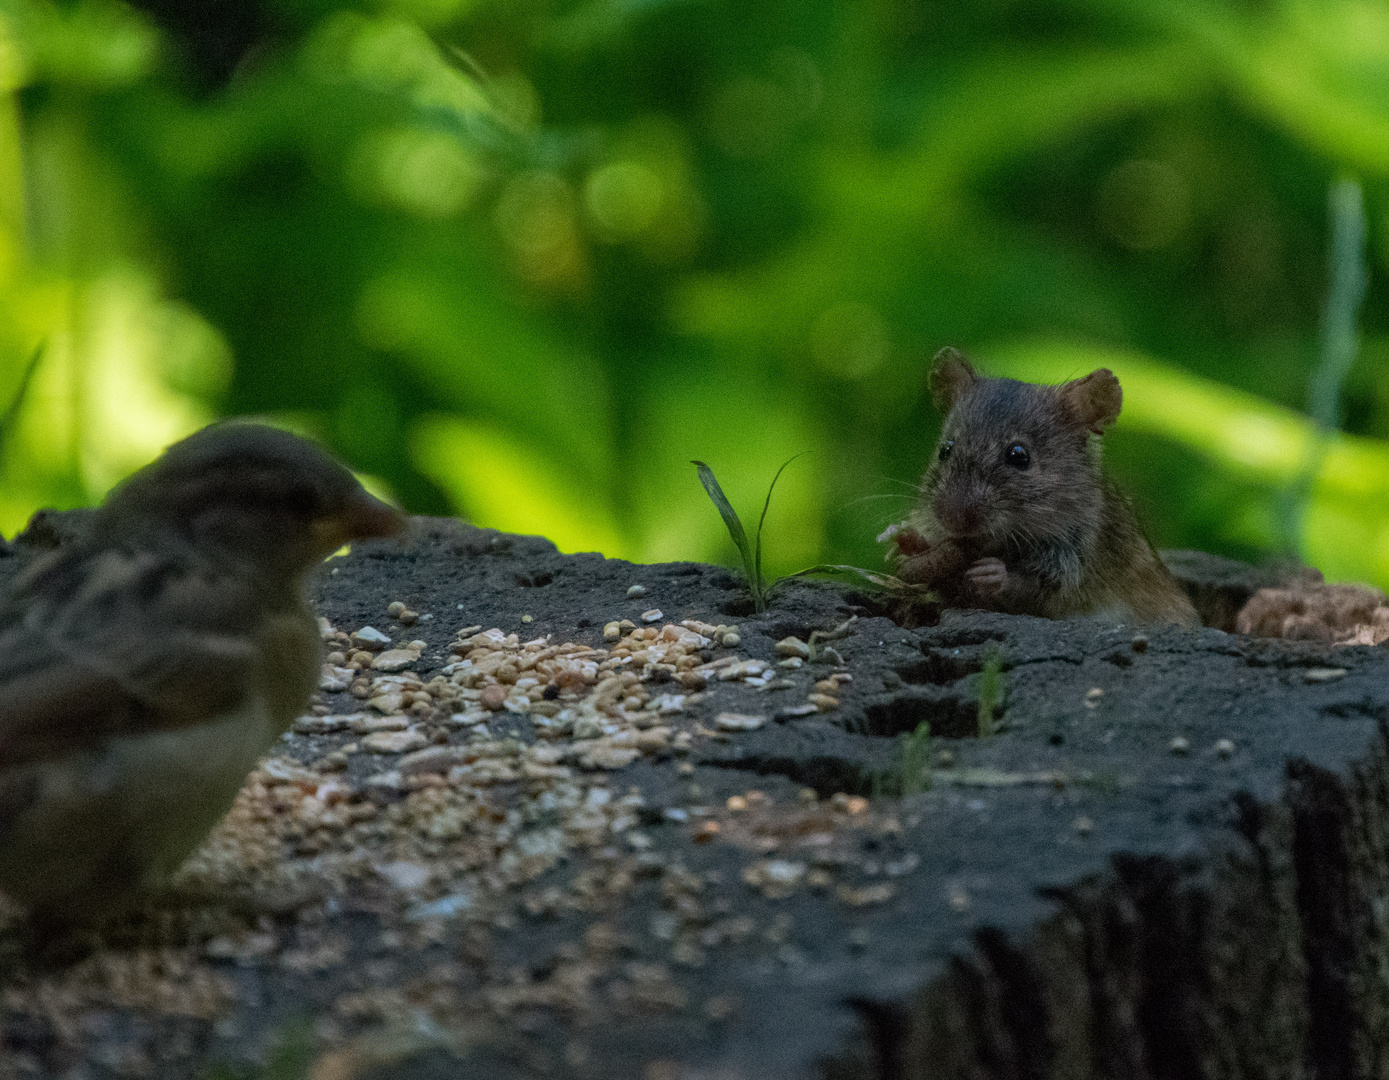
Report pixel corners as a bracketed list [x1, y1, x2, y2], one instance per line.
[1005, 443, 1030, 469]
[938, 440, 954, 462]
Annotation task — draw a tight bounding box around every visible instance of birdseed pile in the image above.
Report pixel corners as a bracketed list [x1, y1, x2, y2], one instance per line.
[0, 539, 919, 1080]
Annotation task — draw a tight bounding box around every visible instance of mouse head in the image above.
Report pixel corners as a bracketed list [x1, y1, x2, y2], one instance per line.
[923, 348, 1121, 545]
[98, 422, 404, 571]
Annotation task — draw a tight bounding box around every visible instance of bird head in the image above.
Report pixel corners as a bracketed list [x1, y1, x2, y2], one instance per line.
[98, 423, 404, 572]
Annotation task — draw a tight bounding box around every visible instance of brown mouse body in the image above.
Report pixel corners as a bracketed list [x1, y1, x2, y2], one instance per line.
[888, 348, 1199, 627]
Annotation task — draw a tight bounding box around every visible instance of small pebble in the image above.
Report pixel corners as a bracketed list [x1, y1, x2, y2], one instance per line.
[722, 632, 741, 648]
[677, 761, 695, 776]
[604, 622, 622, 641]
[715, 712, 766, 732]
[726, 795, 748, 812]
[398, 611, 419, 626]
[480, 684, 508, 710]
[627, 585, 646, 598]
[1084, 687, 1103, 709]
[641, 609, 664, 623]
[798, 787, 818, 804]
[934, 749, 955, 769]
[1131, 634, 1148, 653]
[1169, 736, 1190, 755]
[387, 601, 407, 617]
[1214, 738, 1235, 758]
[807, 693, 839, 712]
[1073, 815, 1094, 835]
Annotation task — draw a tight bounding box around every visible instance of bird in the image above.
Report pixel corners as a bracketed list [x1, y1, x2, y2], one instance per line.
[0, 421, 403, 929]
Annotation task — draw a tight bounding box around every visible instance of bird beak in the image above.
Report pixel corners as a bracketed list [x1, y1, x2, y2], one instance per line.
[314, 489, 405, 552]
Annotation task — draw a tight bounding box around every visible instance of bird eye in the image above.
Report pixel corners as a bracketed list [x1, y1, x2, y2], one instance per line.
[1005, 443, 1030, 469]
[939, 440, 954, 462]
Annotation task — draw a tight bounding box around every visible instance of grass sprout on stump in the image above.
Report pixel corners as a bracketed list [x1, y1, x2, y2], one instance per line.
[692, 456, 803, 614]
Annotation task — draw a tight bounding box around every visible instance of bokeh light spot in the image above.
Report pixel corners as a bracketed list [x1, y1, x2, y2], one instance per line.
[351, 126, 484, 218]
[584, 160, 664, 241]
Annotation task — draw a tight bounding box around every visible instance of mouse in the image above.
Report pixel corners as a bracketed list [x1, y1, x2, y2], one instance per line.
[884, 347, 1200, 627]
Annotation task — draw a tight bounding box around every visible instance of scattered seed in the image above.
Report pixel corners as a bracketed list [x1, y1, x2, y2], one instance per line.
[714, 712, 766, 732]
[775, 636, 810, 659]
[726, 796, 747, 812]
[1084, 688, 1103, 708]
[1304, 667, 1348, 683]
[522, 615, 533, 623]
[1214, 738, 1235, 758]
[351, 626, 392, 651]
[1169, 736, 1190, 755]
[1072, 815, 1094, 835]
[835, 883, 896, 907]
[361, 730, 429, 754]
[387, 601, 407, 617]
[371, 649, 420, 672]
[627, 585, 647, 598]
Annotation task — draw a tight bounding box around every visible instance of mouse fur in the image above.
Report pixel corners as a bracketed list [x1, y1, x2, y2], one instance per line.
[889, 348, 1199, 627]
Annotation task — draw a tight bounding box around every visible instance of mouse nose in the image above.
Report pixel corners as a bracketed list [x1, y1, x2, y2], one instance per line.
[935, 483, 988, 537]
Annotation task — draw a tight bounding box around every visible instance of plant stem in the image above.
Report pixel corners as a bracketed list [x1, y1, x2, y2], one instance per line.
[1282, 176, 1368, 554]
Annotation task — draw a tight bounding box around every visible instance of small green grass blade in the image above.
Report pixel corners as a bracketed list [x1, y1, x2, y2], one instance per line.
[753, 453, 807, 608]
[693, 460, 758, 604]
[0, 342, 44, 455]
[791, 564, 920, 591]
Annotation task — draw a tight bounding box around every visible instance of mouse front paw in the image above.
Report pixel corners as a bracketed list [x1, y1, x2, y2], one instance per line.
[965, 557, 1007, 596]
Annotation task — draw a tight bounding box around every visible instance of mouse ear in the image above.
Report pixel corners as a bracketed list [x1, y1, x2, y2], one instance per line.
[1061, 369, 1122, 434]
[929, 348, 978, 413]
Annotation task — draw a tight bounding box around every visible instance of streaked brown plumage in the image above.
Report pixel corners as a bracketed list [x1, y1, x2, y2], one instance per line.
[0, 422, 402, 925]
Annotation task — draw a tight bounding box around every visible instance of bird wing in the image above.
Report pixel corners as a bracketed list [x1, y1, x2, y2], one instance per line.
[0, 545, 264, 768]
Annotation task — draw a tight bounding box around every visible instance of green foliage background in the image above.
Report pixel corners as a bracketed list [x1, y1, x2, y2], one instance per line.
[2, 0, 1388, 585]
